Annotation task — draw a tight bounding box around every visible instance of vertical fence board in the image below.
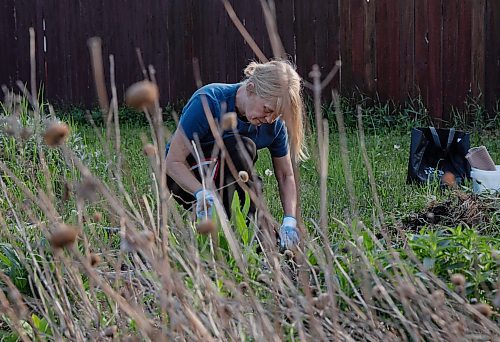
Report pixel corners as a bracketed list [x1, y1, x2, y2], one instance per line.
[376, 0, 401, 102]
[414, 0, 429, 107]
[294, 0, 317, 82]
[455, 0, 472, 113]
[364, 0, 376, 95]
[428, 0, 443, 122]
[322, 1, 340, 93]
[232, 0, 273, 67]
[0, 1, 17, 87]
[224, 2, 244, 83]
[169, 0, 196, 101]
[442, 0, 459, 122]
[193, 0, 220, 86]
[42, 1, 66, 103]
[471, 0, 485, 99]
[13, 1, 37, 89]
[485, 0, 500, 114]
[350, 0, 365, 93]
[294, 1, 339, 99]
[339, 0, 352, 93]
[441, 0, 473, 121]
[275, 0, 296, 62]
[400, 0, 415, 101]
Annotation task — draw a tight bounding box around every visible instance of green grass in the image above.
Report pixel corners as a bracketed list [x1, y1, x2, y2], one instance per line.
[74, 122, 500, 232]
[1, 102, 499, 340]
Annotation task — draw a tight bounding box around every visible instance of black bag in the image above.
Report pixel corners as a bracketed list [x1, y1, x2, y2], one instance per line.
[407, 127, 471, 185]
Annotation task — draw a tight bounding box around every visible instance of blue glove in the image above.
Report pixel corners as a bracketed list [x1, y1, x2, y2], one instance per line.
[194, 189, 215, 220]
[279, 216, 299, 250]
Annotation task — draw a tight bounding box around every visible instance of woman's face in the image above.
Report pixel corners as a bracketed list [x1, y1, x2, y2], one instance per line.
[244, 85, 282, 126]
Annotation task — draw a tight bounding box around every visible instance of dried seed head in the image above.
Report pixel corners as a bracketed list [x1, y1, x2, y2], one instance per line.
[50, 225, 80, 249]
[196, 219, 216, 235]
[43, 122, 70, 147]
[6, 284, 28, 318]
[285, 298, 295, 308]
[140, 230, 155, 243]
[2, 115, 21, 137]
[238, 170, 249, 183]
[318, 292, 330, 302]
[442, 171, 456, 187]
[3, 126, 17, 137]
[425, 212, 435, 223]
[89, 253, 100, 267]
[76, 178, 98, 202]
[431, 313, 446, 327]
[219, 303, 233, 318]
[101, 325, 118, 338]
[62, 182, 72, 202]
[455, 285, 465, 297]
[449, 321, 465, 335]
[313, 293, 330, 310]
[221, 112, 238, 131]
[312, 297, 322, 309]
[92, 212, 102, 222]
[256, 273, 270, 284]
[143, 143, 156, 157]
[283, 249, 294, 260]
[124, 230, 155, 251]
[121, 334, 138, 342]
[19, 127, 33, 140]
[472, 303, 492, 319]
[451, 273, 466, 286]
[125, 81, 159, 110]
[238, 282, 249, 294]
[430, 289, 445, 308]
[398, 284, 417, 299]
[372, 285, 387, 299]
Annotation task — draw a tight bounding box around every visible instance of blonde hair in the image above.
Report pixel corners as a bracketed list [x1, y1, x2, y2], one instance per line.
[243, 59, 308, 161]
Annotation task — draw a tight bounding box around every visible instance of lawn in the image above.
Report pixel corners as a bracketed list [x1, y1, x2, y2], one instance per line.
[0, 101, 499, 340]
[75, 117, 500, 232]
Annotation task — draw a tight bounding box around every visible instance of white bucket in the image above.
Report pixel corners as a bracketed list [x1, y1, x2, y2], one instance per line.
[470, 165, 500, 194]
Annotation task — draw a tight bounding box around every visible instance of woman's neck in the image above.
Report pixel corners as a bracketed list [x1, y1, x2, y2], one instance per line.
[235, 85, 248, 121]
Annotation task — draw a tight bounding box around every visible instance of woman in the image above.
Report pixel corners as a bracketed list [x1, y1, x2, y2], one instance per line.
[165, 59, 307, 250]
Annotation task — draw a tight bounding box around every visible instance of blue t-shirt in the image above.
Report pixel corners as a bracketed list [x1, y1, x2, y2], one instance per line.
[169, 83, 289, 158]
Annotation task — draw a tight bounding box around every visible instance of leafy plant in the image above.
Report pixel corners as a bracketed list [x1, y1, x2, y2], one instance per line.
[408, 225, 499, 301]
[0, 244, 31, 296]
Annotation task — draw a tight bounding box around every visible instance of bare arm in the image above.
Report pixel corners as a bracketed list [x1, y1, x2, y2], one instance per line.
[165, 130, 202, 194]
[272, 153, 297, 217]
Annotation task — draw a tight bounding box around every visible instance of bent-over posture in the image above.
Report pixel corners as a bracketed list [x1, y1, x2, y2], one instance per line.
[165, 59, 308, 250]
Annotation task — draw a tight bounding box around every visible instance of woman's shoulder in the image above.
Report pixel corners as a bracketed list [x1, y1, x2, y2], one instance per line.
[193, 83, 241, 99]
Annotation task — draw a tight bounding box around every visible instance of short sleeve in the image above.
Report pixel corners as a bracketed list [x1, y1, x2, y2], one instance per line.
[268, 122, 289, 158]
[178, 94, 217, 141]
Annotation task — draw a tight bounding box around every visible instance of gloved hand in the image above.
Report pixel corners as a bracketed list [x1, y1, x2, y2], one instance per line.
[279, 216, 299, 250]
[194, 188, 215, 220]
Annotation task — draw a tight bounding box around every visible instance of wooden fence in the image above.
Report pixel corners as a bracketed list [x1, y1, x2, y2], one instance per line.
[1, 0, 499, 122]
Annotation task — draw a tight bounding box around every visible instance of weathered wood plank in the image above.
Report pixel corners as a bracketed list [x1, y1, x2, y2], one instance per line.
[471, 0, 485, 99]
[485, 0, 500, 115]
[428, 0, 444, 122]
[400, 0, 415, 101]
[376, 0, 401, 102]
[339, 0, 353, 94]
[364, 0, 376, 95]
[350, 0, 365, 92]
